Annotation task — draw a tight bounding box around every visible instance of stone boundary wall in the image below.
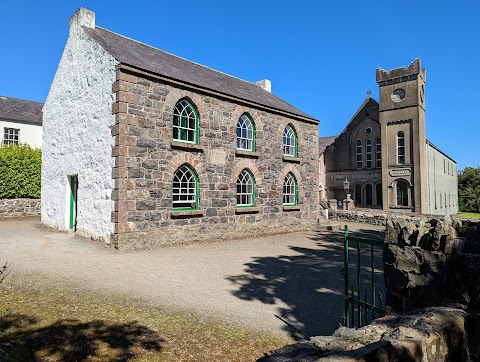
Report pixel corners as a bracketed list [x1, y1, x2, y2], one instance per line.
[328, 208, 470, 227]
[0, 199, 41, 219]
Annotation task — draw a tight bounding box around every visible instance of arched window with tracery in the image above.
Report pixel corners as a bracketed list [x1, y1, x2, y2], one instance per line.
[172, 164, 198, 209]
[283, 172, 297, 206]
[172, 99, 198, 144]
[283, 125, 297, 157]
[236, 114, 255, 151]
[236, 169, 255, 207]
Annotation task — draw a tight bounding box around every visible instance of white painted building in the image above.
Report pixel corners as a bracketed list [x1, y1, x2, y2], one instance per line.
[0, 96, 43, 148]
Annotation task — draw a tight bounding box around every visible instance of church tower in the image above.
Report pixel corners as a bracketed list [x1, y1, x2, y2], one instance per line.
[376, 59, 427, 213]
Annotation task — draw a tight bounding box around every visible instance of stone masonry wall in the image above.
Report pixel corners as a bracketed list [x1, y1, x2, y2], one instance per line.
[111, 67, 320, 249]
[0, 199, 41, 219]
[384, 216, 480, 359]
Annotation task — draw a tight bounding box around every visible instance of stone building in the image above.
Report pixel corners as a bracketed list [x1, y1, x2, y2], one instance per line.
[0, 96, 43, 148]
[41, 8, 320, 248]
[319, 60, 458, 215]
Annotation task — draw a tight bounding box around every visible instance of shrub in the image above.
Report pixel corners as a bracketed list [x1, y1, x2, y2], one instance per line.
[0, 144, 41, 199]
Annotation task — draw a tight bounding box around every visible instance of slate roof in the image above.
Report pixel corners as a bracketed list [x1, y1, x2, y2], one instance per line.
[0, 96, 43, 125]
[318, 135, 337, 155]
[84, 26, 317, 122]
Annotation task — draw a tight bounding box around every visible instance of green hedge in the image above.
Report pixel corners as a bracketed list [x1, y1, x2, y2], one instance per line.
[0, 144, 41, 199]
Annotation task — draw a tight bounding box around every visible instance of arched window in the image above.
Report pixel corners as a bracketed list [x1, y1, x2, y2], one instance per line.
[356, 140, 362, 169]
[366, 140, 372, 169]
[172, 165, 198, 209]
[283, 172, 297, 206]
[283, 125, 297, 157]
[397, 132, 405, 165]
[366, 184, 373, 205]
[172, 99, 198, 144]
[376, 183, 382, 207]
[236, 169, 254, 207]
[236, 114, 255, 151]
[355, 184, 362, 205]
[396, 180, 408, 207]
[376, 138, 381, 168]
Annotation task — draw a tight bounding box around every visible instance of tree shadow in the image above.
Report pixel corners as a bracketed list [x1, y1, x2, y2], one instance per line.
[226, 228, 385, 340]
[0, 314, 163, 361]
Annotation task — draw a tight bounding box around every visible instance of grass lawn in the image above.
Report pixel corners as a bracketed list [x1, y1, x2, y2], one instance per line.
[0, 277, 291, 361]
[457, 212, 480, 219]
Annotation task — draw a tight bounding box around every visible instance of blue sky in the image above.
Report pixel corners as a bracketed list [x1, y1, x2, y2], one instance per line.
[1, 1, 479, 170]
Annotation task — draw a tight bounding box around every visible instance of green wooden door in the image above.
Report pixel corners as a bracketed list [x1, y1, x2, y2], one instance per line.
[69, 175, 78, 230]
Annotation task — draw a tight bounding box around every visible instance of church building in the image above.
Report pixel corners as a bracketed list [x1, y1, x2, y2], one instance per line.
[319, 59, 458, 216]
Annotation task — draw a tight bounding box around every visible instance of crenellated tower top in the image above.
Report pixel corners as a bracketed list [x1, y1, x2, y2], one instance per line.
[376, 59, 426, 84]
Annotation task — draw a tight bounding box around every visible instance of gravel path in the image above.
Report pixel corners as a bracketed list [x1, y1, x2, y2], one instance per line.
[0, 218, 384, 339]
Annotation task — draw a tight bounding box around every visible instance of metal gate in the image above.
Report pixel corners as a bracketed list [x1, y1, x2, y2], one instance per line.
[341, 225, 386, 328]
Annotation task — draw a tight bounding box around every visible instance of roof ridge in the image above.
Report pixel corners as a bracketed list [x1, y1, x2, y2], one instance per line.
[0, 95, 44, 105]
[95, 26, 269, 93]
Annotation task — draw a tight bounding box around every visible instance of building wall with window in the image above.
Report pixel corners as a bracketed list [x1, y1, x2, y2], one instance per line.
[320, 60, 457, 216]
[0, 96, 43, 148]
[42, 8, 320, 248]
[111, 70, 319, 248]
[321, 97, 383, 207]
[426, 140, 458, 215]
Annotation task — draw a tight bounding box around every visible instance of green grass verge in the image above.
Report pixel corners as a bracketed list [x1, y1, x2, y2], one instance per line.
[0, 277, 291, 361]
[457, 212, 480, 219]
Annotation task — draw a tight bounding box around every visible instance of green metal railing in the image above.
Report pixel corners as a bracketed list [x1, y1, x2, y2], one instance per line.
[342, 225, 386, 328]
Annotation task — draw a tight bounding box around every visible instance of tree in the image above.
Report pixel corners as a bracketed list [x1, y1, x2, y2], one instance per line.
[458, 166, 480, 213]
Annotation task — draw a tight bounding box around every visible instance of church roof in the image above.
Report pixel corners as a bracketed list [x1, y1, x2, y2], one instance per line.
[0, 96, 43, 125]
[339, 96, 379, 134]
[84, 26, 317, 122]
[318, 135, 337, 155]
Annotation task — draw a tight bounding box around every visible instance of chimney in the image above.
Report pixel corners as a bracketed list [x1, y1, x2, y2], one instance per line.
[70, 8, 95, 32]
[256, 79, 272, 93]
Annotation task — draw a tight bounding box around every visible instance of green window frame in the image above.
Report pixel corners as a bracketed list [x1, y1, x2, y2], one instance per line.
[172, 164, 199, 210]
[283, 124, 297, 157]
[283, 172, 297, 206]
[236, 169, 255, 207]
[172, 99, 199, 144]
[236, 114, 255, 151]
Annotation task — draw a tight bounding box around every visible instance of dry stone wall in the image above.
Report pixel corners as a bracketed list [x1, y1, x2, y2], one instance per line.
[0, 199, 40, 219]
[259, 215, 480, 361]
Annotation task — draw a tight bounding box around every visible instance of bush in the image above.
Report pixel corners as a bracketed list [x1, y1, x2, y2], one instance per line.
[0, 144, 41, 199]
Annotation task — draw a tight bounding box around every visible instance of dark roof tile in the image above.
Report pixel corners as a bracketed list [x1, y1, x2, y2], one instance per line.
[319, 136, 337, 155]
[84, 27, 317, 122]
[0, 96, 43, 125]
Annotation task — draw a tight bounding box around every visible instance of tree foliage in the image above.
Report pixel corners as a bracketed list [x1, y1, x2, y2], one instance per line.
[458, 166, 480, 213]
[0, 144, 41, 199]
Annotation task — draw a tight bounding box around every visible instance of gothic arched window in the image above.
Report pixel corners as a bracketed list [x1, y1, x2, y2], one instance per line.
[173, 164, 198, 209]
[236, 114, 255, 151]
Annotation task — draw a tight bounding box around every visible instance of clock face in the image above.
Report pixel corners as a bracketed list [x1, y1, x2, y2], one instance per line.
[391, 89, 405, 102]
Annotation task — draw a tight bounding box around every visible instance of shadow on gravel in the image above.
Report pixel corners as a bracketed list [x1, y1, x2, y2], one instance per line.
[0, 314, 163, 361]
[227, 227, 385, 340]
